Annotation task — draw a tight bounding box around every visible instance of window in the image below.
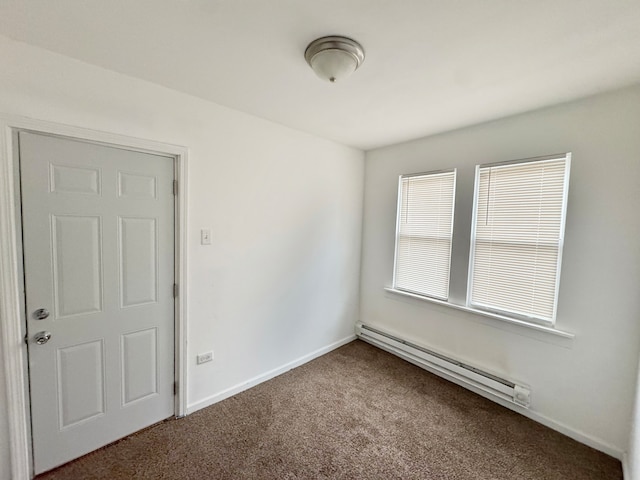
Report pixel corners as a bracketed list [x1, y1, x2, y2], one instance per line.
[468, 155, 571, 323]
[388, 153, 572, 333]
[393, 170, 456, 300]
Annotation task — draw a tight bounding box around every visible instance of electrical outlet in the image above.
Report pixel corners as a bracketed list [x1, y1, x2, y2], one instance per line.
[197, 351, 213, 364]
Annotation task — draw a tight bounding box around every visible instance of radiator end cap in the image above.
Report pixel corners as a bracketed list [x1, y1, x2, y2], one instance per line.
[513, 384, 531, 408]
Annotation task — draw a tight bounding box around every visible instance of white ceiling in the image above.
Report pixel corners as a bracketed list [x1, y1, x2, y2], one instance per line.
[1, 0, 640, 150]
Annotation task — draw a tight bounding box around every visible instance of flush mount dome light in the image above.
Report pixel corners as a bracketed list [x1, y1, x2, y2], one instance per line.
[304, 35, 365, 83]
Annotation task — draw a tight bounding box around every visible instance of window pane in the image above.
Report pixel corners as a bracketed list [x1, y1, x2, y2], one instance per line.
[394, 170, 456, 300]
[469, 156, 570, 322]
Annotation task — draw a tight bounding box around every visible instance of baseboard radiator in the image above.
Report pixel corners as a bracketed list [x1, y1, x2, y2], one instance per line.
[355, 323, 531, 408]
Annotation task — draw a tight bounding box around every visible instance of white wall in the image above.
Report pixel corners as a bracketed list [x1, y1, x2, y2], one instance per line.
[0, 35, 364, 478]
[361, 85, 640, 457]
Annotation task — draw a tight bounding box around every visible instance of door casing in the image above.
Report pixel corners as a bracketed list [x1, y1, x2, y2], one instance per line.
[0, 115, 189, 480]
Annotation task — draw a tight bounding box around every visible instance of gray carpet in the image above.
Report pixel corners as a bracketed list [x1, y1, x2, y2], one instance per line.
[38, 340, 622, 479]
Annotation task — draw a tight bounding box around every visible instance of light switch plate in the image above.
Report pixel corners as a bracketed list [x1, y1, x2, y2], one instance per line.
[201, 229, 211, 245]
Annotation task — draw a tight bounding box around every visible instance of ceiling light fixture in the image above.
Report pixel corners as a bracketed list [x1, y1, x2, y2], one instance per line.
[304, 36, 365, 83]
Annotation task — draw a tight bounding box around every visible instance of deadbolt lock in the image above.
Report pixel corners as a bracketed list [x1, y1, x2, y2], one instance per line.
[33, 308, 50, 320]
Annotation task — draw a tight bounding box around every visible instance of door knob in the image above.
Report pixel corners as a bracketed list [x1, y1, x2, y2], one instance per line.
[33, 308, 50, 320]
[33, 331, 52, 345]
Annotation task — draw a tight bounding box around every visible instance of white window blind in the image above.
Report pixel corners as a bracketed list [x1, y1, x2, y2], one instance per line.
[468, 155, 570, 323]
[393, 170, 456, 300]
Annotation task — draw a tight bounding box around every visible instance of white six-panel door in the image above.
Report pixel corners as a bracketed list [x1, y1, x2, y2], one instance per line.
[19, 132, 175, 474]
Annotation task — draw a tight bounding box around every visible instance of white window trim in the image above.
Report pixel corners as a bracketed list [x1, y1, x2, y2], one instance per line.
[384, 287, 574, 339]
[391, 168, 457, 301]
[466, 153, 571, 326]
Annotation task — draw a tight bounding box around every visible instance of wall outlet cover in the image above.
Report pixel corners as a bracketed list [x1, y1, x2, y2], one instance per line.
[197, 351, 213, 364]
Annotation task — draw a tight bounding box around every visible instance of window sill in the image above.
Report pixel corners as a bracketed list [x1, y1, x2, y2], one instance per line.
[383, 287, 575, 340]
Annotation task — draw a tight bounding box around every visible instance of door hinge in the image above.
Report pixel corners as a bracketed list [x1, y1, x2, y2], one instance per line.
[173, 180, 178, 196]
[173, 381, 178, 396]
[24, 333, 29, 345]
[173, 283, 178, 298]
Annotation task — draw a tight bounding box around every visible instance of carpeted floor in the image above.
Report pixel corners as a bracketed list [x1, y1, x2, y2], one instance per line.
[38, 340, 622, 479]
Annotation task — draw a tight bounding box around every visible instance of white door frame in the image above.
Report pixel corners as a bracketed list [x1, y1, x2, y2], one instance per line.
[0, 114, 189, 480]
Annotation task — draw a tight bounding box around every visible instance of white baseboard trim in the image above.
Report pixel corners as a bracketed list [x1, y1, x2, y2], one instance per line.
[186, 334, 356, 415]
[359, 336, 624, 461]
[519, 404, 623, 460]
[623, 453, 631, 480]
